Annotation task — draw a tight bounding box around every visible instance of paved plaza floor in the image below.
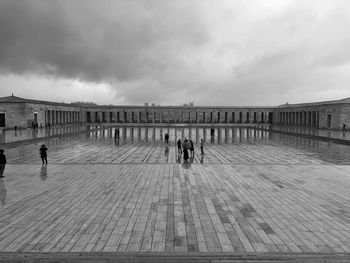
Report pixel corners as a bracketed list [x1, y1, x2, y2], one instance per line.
[1, 126, 350, 261]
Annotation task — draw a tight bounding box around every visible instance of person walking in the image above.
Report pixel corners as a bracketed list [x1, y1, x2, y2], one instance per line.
[190, 140, 194, 156]
[177, 139, 182, 154]
[39, 144, 48, 165]
[0, 149, 6, 178]
[200, 139, 204, 155]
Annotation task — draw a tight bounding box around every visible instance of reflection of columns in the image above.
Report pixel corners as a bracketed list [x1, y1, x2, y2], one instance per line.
[203, 112, 206, 123]
[313, 111, 317, 127]
[196, 112, 198, 123]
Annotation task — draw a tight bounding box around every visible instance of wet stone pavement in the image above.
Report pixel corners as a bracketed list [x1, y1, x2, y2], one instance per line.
[1, 126, 350, 258]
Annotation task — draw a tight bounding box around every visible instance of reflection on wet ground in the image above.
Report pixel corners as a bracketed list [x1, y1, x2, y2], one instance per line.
[0, 125, 87, 144]
[2, 126, 350, 165]
[271, 125, 350, 141]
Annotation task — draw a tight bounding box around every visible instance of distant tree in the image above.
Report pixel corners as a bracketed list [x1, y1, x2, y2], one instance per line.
[71, 101, 98, 106]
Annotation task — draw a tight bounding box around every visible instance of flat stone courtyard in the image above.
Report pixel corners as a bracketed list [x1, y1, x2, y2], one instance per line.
[1, 126, 350, 261]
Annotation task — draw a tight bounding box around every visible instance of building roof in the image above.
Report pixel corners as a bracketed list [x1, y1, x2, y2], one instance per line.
[0, 95, 79, 108]
[277, 97, 350, 108]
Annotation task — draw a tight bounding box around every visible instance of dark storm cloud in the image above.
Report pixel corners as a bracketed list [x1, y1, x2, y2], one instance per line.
[1, 0, 350, 106]
[0, 0, 208, 82]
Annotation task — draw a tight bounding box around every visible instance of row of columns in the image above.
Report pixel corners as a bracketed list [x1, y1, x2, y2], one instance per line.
[86, 110, 272, 124]
[279, 110, 319, 127]
[45, 110, 81, 125]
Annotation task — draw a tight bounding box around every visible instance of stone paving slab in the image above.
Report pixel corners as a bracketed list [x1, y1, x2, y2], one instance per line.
[1, 163, 350, 254]
[1, 127, 350, 262]
[1, 252, 350, 262]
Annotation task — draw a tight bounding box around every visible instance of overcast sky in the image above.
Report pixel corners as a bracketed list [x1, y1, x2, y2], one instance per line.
[0, 0, 350, 106]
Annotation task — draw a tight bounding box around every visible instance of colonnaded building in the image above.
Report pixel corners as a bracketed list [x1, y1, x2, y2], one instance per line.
[0, 94, 349, 130]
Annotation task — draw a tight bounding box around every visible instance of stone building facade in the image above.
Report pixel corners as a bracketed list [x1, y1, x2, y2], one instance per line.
[0, 95, 349, 130]
[273, 97, 350, 129]
[0, 95, 82, 128]
[83, 106, 273, 125]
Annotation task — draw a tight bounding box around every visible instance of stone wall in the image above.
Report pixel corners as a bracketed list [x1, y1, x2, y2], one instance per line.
[0, 103, 27, 128]
[273, 103, 350, 130]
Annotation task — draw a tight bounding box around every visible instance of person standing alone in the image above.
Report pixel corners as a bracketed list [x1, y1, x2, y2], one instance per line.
[39, 144, 48, 165]
[0, 149, 6, 178]
[200, 139, 204, 155]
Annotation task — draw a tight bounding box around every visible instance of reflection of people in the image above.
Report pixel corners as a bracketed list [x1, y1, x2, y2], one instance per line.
[177, 153, 182, 164]
[182, 161, 191, 169]
[342, 123, 346, 132]
[164, 145, 169, 162]
[39, 144, 48, 165]
[0, 178, 7, 205]
[0, 149, 6, 178]
[40, 165, 47, 181]
[200, 154, 204, 164]
[165, 133, 169, 144]
[160, 129, 163, 140]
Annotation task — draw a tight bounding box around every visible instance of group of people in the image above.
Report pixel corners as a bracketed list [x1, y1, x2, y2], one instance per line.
[176, 138, 204, 161]
[0, 144, 48, 178]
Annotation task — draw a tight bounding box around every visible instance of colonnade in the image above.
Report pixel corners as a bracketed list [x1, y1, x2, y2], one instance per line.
[45, 110, 81, 125]
[278, 110, 319, 127]
[85, 109, 273, 124]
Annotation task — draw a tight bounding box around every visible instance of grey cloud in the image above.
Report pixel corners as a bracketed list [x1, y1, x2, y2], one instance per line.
[0, 0, 209, 82]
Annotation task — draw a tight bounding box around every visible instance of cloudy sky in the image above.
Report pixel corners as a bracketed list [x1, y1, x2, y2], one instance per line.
[0, 0, 350, 106]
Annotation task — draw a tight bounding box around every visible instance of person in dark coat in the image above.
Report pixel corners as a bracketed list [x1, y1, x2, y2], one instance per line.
[177, 139, 182, 154]
[0, 149, 6, 178]
[200, 139, 204, 155]
[39, 144, 48, 165]
[182, 139, 190, 161]
[190, 140, 194, 156]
